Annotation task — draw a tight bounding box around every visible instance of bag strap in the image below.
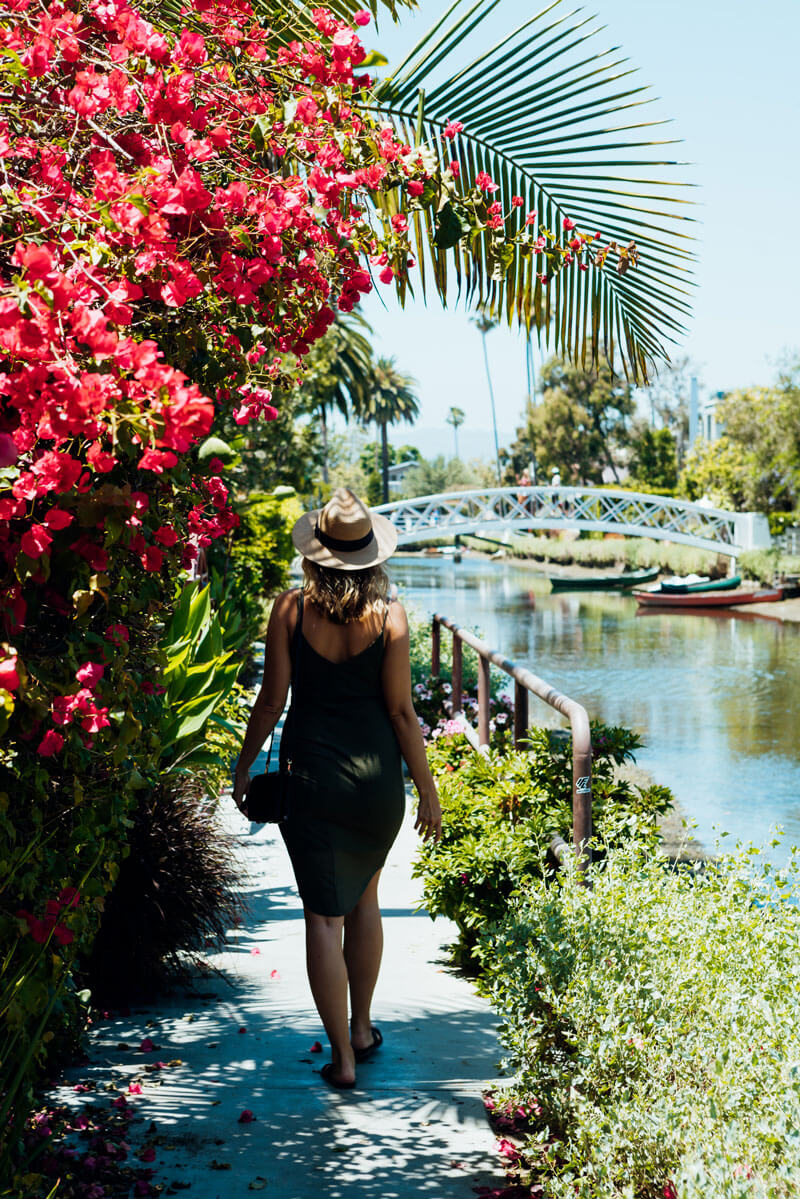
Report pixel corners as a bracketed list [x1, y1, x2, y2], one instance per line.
[266, 590, 303, 771]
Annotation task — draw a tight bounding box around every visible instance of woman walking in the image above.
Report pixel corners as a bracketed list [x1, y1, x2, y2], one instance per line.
[232, 488, 442, 1089]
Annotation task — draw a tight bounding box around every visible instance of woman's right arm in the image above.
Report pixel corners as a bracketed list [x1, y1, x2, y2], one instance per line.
[381, 602, 442, 842]
[232, 589, 296, 812]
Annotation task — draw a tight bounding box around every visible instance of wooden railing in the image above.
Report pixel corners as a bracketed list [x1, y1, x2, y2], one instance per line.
[431, 614, 593, 868]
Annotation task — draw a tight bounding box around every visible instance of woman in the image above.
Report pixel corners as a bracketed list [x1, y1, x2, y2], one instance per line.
[232, 488, 442, 1090]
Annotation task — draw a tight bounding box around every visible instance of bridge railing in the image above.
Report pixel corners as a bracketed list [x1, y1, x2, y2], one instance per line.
[431, 613, 593, 869]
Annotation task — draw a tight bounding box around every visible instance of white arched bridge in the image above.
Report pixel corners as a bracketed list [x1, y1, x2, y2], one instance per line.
[374, 487, 772, 558]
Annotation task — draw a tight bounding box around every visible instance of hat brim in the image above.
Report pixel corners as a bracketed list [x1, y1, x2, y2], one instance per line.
[291, 509, 398, 570]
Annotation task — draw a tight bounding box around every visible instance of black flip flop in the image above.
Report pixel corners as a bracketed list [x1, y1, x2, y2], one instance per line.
[353, 1026, 383, 1063]
[320, 1062, 356, 1090]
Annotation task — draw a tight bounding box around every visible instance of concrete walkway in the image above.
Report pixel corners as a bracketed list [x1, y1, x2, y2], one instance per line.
[53, 778, 507, 1197]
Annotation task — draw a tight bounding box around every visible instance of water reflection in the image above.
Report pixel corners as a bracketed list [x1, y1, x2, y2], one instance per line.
[390, 554, 800, 861]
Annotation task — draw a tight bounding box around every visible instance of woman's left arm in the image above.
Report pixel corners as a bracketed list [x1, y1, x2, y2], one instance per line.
[232, 589, 296, 812]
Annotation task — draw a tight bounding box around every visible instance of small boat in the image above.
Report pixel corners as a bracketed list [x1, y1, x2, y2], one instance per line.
[658, 574, 741, 594]
[633, 586, 783, 609]
[549, 567, 660, 592]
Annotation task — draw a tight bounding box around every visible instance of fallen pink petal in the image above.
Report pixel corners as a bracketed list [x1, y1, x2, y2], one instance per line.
[310, 1041, 323, 1053]
[270, 969, 280, 980]
[238, 1109, 256, 1123]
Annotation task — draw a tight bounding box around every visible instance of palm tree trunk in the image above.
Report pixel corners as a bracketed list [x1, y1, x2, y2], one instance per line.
[319, 405, 329, 484]
[380, 421, 390, 504]
[480, 329, 502, 485]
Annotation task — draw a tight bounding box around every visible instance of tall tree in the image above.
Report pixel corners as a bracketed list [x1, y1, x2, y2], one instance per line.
[446, 406, 466, 459]
[299, 312, 374, 483]
[353, 358, 420, 503]
[501, 357, 635, 486]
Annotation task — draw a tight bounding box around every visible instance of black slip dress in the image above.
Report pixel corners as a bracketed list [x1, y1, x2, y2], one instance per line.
[279, 593, 406, 917]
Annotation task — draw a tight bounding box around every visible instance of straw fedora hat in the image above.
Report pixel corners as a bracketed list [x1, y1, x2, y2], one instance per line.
[291, 487, 397, 571]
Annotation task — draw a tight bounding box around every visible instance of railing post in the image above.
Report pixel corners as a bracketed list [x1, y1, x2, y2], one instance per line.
[572, 741, 593, 871]
[431, 616, 440, 677]
[451, 636, 463, 716]
[477, 656, 490, 747]
[513, 681, 528, 747]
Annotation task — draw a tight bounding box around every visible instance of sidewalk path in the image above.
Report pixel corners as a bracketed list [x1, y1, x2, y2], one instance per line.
[53, 768, 507, 1197]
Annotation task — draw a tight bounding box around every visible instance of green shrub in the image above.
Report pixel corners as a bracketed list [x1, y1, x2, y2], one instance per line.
[208, 489, 303, 639]
[478, 842, 800, 1198]
[413, 725, 672, 959]
[81, 775, 242, 1002]
[506, 533, 724, 577]
[740, 548, 800, 584]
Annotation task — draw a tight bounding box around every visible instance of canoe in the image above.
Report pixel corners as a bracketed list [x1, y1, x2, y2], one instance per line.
[633, 586, 783, 609]
[658, 574, 741, 594]
[548, 566, 660, 592]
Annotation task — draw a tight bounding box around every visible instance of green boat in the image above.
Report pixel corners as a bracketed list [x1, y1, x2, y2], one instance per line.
[659, 574, 741, 594]
[548, 567, 660, 592]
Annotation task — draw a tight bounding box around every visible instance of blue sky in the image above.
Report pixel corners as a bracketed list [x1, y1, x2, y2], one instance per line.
[349, 0, 800, 458]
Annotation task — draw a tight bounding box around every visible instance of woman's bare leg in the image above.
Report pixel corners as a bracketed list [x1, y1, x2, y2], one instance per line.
[343, 869, 383, 1052]
[304, 910, 355, 1084]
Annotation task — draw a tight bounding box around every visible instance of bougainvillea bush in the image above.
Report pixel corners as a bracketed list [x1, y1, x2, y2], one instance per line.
[478, 843, 800, 1198]
[0, 0, 450, 1161]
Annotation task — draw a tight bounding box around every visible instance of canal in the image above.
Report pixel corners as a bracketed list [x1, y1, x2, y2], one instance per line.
[390, 554, 800, 861]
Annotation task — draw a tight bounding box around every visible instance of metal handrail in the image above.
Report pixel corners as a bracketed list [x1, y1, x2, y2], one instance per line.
[431, 614, 593, 868]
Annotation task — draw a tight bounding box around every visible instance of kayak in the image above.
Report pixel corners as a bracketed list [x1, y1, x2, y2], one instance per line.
[658, 574, 741, 594]
[549, 567, 660, 591]
[633, 586, 783, 609]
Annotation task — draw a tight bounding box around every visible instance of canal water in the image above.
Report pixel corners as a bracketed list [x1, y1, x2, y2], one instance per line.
[390, 554, 800, 861]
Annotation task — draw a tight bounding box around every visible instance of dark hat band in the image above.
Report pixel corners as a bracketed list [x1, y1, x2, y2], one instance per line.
[314, 522, 375, 553]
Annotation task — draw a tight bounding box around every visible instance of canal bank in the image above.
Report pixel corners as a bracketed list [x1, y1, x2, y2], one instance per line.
[392, 553, 800, 862]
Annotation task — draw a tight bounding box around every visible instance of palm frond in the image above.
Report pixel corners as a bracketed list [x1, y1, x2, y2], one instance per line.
[370, 0, 696, 380]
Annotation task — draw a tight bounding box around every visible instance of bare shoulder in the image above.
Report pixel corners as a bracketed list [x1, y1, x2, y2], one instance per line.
[270, 587, 301, 628]
[384, 598, 409, 641]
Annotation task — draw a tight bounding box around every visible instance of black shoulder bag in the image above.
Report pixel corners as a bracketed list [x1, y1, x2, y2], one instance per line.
[244, 594, 303, 824]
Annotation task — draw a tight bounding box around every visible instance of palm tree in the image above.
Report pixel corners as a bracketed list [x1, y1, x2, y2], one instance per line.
[353, 357, 420, 503]
[446, 406, 465, 459]
[300, 313, 374, 483]
[472, 313, 502, 484]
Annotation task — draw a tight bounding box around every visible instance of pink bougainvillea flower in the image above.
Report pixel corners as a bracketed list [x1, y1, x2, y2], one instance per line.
[153, 526, 179, 547]
[407, 179, 424, 197]
[562, 216, 576, 230]
[511, 195, 524, 207]
[43, 507, 74, 531]
[310, 1041, 323, 1053]
[496, 1138, 520, 1161]
[525, 211, 538, 226]
[112, 1095, 129, 1109]
[269, 969, 280, 980]
[475, 171, 498, 193]
[58, 886, 80, 909]
[449, 160, 460, 177]
[442, 120, 464, 138]
[139, 1037, 156, 1053]
[105, 624, 129, 644]
[250, 947, 261, 956]
[0, 652, 20, 693]
[139, 1145, 156, 1161]
[353, 9, 371, 24]
[76, 662, 104, 688]
[20, 524, 53, 560]
[128, 1082, 143, 1094]
[37, 729, 65, 757]
[378, 265, 394, 284]
[238, 1109, 255, 1124]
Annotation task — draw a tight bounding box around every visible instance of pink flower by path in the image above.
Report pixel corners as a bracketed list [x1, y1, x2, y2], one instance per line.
[496, 1138, 520, 1161]
[0, 652, 20, 693]
[20, 524, 52, 559]
[37, 729, 65, 757]
[128, 1082, 142, 1094]
[76, 662, 104, 688]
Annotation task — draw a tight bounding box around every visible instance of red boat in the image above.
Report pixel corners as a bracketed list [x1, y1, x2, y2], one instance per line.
[633, 586, 784, 609]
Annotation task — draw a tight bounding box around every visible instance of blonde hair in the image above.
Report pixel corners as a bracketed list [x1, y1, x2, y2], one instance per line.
[301, 560, 389, 624]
